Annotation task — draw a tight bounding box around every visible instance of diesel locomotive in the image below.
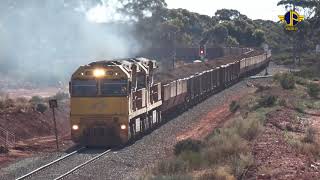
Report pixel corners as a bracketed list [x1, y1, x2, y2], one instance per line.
[69, 48, 271, 146]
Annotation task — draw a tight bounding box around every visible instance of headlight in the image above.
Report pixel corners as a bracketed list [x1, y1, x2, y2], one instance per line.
[93, 69, 105, 77]
[120, 124, 126, 130]
[72, 125, 79, 130]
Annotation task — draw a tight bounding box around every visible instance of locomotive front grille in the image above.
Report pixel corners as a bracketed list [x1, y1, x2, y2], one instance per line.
[81, 126, 121, 146]
[83, 127, 115, 137]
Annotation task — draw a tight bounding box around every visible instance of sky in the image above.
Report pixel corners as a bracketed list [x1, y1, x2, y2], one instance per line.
[166, 0, 286, 21]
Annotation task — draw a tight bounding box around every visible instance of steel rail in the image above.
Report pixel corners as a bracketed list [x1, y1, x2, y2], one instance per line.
[54, 149, 111, 180]
[16, 147, 86, 180]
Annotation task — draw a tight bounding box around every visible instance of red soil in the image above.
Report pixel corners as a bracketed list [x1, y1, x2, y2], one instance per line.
[176, 86, 256, 141]
[246, 109, 320, 180]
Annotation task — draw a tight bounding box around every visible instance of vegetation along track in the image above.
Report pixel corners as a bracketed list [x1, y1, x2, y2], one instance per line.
[16, 147, 111, 180]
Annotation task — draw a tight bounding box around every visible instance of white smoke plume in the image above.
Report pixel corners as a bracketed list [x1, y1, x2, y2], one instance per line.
[0, 0, 140, 86]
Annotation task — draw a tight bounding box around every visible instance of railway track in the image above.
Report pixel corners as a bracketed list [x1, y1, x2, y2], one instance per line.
[16, 147, 111, 180]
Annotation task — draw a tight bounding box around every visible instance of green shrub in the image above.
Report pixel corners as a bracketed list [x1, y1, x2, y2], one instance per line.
[229, 101, 240, 113]
[279, 99, 287, 107]
[295, 77, 308, 86]
[174, 139, 202, 156]
[273, 73, 282, 81]
[307, 83, 320, 98]
[299, 143, 320, 157]
[303, 127, 317, 143]
[52, 91, 69, 101]
[230, 153, 253, 178]
[179, 151, 202, 169]
[294, 102, 305, 113]
[234, 118, 263, 141]
[258, 95, 277, 107]
[206, 132, 249, 165]
[156, 159, 188, 175]
[36, 103, 48, 113]
[294, 68, 316, 79]
[280, 73, 295, 89]
[30, 96, 44, 104]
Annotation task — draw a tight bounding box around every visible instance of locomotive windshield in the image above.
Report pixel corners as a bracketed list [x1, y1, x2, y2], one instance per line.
[71, 80, 97, 97]
[71, 79, 128, 97]
[101, 79, 128, 96]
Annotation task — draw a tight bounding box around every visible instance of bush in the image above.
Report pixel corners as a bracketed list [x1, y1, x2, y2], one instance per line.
[206, 132, 249, 165]
[0, 146, 9, 154]
[179, 151, 202, 169]
[174, 139, 202, 156]
[36, 103, 48, 113]
[212, 166, 236, 180]
[230, 154, 253, 178]
[156, 159, 188, 175]
[303, 127, 317, 143]
[280, 73, 295, 89]
[294, 68, 316, 79]
[307, 83, 320, 98]
[30, 96, 44, 104]
[294, 102, 305, 113]
[279, 99, 287, 107]
[258, 95, 277, 107]
[234, 118, 263, 141]
[295, 77, 308, 86]
[273, 73, 282, 82]
[199, 167, 236, 180]
[52, 91, 69, 101]
[299, 143, 320, 157]
[229, 101, 240, 113]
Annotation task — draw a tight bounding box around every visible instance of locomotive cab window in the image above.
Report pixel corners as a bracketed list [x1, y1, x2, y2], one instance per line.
[101, 79, 128, 96]
[71, 80, 97, 97]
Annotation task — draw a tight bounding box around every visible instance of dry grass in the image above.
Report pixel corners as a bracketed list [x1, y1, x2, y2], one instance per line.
[284, 128, 320, 157]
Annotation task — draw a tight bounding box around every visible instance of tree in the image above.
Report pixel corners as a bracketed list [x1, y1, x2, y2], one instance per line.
[120, 0, 167, 20]
[252, 29, 266, 47]
[208, 24, 229, 45]
[225, 36, 239, 47]
[215, 9, 241, 21]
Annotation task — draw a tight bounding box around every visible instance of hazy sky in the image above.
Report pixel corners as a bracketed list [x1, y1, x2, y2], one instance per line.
[166, 0, 286, 21]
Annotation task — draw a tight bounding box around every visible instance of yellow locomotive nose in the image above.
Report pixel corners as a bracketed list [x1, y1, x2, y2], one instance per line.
[70, 58, 162, 147]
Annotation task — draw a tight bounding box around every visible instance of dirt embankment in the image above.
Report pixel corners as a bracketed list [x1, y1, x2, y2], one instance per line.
[0, 100, 71, 167]
[0, 101, 70, 140]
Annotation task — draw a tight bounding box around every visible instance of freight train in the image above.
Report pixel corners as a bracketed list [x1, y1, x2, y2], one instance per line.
[69, 48, 271, 146]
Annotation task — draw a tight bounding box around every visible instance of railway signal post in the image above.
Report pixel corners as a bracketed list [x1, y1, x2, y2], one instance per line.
[199, 45, 206, 61]
[49, 99, 59, 151]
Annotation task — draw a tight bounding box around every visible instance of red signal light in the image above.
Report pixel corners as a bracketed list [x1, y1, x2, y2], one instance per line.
[199, 45, 205, 56]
